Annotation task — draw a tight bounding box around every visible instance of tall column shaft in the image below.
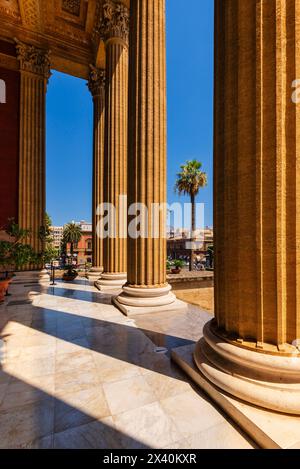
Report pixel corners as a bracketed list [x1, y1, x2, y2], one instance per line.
[96, 1, 129, 290]
[214, 0, 300, 352]
[16, 41, 50, 266]
[194, 0, 300, 415]
[127, 0, 167, 288]
[114, 0, 180, 315]
[103, 40, 128, 274]
[88, 66, 106, 279]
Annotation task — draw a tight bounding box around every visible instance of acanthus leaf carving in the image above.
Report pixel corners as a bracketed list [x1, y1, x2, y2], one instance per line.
[88, 64, 106, 97]
[15, 40, 51, 80]
[96, 0, 129, 44]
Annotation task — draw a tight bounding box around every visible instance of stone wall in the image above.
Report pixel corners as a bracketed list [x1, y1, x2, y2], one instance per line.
[0, 40, 19, 228]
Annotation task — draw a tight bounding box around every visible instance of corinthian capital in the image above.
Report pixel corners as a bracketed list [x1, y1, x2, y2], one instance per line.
[15, 40, 51, 80]
[88, 65, 106, 97]
[98, 1, 129, 44]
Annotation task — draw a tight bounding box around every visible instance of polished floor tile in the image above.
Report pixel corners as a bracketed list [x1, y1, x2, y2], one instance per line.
[0, 399, 54, 448]
[103, 375, 157, 415]
[54, 386, 110, 433]
[53, 417, 122, 449]
[0, 277, 253, 449]
[160, 390, 225, 439]
[113, 401, 184, 449]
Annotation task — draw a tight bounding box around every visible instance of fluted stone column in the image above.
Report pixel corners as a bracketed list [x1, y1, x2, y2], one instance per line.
[114, 0, 182, 315]
[88, 65, 106, 281]
[193, 0, 300, 415]
[16, 41, 50, 270]
[96, 1, 129, 291]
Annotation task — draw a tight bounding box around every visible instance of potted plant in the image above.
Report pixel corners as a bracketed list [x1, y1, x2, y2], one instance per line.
[171, 259, 185, 275]
[166, 260, 172, 274]
[63, 265, 78, 282]
[0, 241, 12, 303]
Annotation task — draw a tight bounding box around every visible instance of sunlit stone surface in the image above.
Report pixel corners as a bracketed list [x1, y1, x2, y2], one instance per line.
[0, 278, 252, 449]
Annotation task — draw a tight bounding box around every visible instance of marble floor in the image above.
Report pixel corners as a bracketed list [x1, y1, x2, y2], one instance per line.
[0, 278, 255, 449]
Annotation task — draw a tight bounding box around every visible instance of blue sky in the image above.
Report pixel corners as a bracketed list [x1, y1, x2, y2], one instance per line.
[46, 0, 214, 227]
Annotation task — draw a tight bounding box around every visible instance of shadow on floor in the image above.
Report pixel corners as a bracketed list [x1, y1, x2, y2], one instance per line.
[0, 367, 149, 449]
[0, 279, 256, 449]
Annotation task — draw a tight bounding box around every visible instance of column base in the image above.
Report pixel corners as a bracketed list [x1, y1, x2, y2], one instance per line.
[113, 284, 187, 316]
[193, 320, 300, 415]
[86, 267, 103, 281]
[172, 343, 300, 449]
[95, 273, 127, 292]
[12, 269, 50, 284]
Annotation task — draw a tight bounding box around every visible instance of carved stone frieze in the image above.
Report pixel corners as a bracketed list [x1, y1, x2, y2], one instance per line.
[0, 0, 21, 21]
[62, 0, 81, 17]
[19, 0, 41, 28]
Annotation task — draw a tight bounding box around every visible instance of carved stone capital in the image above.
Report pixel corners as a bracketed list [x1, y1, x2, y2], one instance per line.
[62, 0, 81, 16]
[88, 65, 106, 97]
[15, 40, 51, 80]
[97, 1, 129, 45]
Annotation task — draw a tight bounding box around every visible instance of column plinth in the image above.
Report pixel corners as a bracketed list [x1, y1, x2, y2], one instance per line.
[88, 66, 105, 281]
[16, 40, 50, 270]
[114, 0, 185, 315]
[191, 0, 300, 415]
[95, 0, 129, 292]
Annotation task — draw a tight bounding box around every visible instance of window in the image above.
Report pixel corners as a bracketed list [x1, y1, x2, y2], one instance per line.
[0, 79, 6, 104]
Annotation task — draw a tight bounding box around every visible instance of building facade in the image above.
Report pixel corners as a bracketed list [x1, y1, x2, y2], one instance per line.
[50, 226, 64, 250]
[167, 228, 214, 262]
[66, 221, 93, 265]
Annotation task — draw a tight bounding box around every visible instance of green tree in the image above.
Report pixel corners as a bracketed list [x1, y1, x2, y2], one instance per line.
[0, 219, 36, 271]
[175, 160, 207, 271]
[38, 213, 57, 266]
[39, 212, 53, 245]
[63, 223, 82, 257]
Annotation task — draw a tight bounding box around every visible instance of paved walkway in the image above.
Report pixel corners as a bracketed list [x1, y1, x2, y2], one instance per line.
[0, 278, 254, 449]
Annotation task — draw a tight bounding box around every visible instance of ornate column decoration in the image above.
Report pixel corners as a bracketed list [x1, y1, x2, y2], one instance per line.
[95, 0, 129, 291]
[190, 0, 300, 415]
[16, 40, 51, 268]
[88, 65, 106, 280]
[114, 0, 182, 315]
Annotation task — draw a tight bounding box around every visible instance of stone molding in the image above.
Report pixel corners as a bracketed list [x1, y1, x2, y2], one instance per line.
[97, 0, 129, 44]
[15, 40, 51, 79]
[0, 53, 18, 71]
[19, 0, 41, 28]
[62, 0, 81, 17]
[88, 64, 106, 97]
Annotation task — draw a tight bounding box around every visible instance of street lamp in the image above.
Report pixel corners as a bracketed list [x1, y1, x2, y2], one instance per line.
[50, 259, 57, 286]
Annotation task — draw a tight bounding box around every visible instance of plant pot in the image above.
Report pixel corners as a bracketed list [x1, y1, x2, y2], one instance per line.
[0, 279, 10, 303]
[63, 273, 78, 282]
[171, 268, 181, 275]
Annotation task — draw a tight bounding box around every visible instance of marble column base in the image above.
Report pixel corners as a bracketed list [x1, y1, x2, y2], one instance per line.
[172, 343, 300, 449]
[193, 320, 300, 415]
[12, 269, 50, 284]
[95, 273, 127, 291]
[86, 267, 103, 281]
[113, 284, 187, 316]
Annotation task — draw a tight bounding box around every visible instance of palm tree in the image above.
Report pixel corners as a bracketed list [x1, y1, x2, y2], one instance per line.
[63, 223, 82, 258]
[175, 160, 207, 271]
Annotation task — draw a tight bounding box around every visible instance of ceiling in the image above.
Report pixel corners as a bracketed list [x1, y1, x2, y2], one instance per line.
[0, 0, 129, 78]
